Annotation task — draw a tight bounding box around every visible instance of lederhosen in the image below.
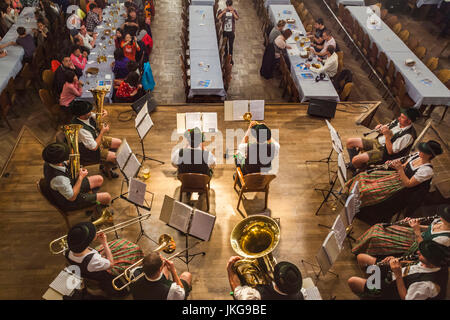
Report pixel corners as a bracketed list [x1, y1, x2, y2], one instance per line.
[377, 123, 417, 162]
[255, 284, 304, 300]
[240, 143, 275, 176]
[177, 148, 211, 176]
[367, 263, 446, 300]
[72, 117, 101, 164]
[43, 162, 92, 211]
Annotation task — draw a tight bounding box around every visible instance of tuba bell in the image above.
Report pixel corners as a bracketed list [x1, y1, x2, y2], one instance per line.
[63, 124, 83, 180]
[230, 215, 280, 286]
[89, 87, 110, 131]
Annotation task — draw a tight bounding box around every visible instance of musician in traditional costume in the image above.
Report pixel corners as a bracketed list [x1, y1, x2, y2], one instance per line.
[129, 252, 192, 300]
[348, 240, 449, 300]
[227, 256, 304, 300]
[42, 142, 111, 211]
[66, 221, 143, 296]
[70, 100, 121, 178]
[346, 140, 443, 209]
[346, 108, 420, 170]
[171, 127, 216, 177]
[352, 205, 450, 258]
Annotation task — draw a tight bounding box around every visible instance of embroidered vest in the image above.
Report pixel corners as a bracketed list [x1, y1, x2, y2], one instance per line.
[255, 284, 304, 300]
[130, 269, 173, 300]
[177, 148, 210, 176]
[71, 117, 101, 164]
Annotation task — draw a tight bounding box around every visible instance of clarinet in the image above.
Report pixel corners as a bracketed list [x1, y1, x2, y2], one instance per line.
[362, 119, 398, 137]
[376, 253, 419, 267]
[381, 215, 440, 228]
[366, 154, 411, 174]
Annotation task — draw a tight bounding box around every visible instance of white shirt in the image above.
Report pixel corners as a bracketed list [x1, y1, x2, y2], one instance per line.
[391, 262, 440, 300]
[48, 163, 73, 200]
[237, 140, 280, 174]
[77, 115, 98, 150]
[407, 154, 434, 183]
[429, 219, 450, 247]
[143, 273, 185, 300]
[171, 147, 216, 168]
[377, 123, 414, 154]
[79, 32, 94, 50]
[68, 249, 111, 272]
[320, 37, 336, 55]
[234, 282, 306, 300]
[274, 35, 287, 58]
[321, 52, 338, 78]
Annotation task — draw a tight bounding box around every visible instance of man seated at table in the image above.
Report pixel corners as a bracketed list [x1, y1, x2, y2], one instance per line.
[268, 19, 286, 44]
[86, 3, 102, 33]
[54, 55, 82, 100]
[307, 18, 326, 48]
[312, 29, 336, 58]
[171, 127, 216, 177]
[77, 24, 97, 50]
[13, 26, 36, 63]
[307, 45, 338, 79]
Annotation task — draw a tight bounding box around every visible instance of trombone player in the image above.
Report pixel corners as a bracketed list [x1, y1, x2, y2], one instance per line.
[42, 142, 111, 211]
[71, 100, 122, 178]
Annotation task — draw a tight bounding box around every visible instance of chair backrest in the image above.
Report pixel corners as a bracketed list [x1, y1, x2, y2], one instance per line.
[425, 57, 439, 72]
[337, 51, 344, 73]
[437, 69, 450, 84]
[369, 43, 378, 60]
[177, 173, 211, 191]
[414, 46, 427, 60]
[42, 69, 55, 89]
[6, 77, 16, 104]
[340, 82, 353, 101]
[386, 15, 398, 28]
[385, 60, 396, 81]
[407, 36, 419, 51]
[399, 29, 409, 42]
[242, 173, 276, 191]
[392, 23, 402, 35]
[305, 24, 312, 33]
[381, 9, 388, 20]
[377, 51, 388, 69]
[39, 88, 56, 109]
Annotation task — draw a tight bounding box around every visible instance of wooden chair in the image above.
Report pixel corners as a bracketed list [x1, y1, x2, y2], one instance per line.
[372, 51, 388, 80]
[177, 173, 211, 211]
[295, 3, 304, 17]
[383, 60, 396, 98]
[368, 43, 379, 67]
[437, 69, 450, 84]
[279, 55, 290, 97]
[361, 33, 370, 57]
[289, 77, 300, 102]
[0, 89, 12, 130]
[398, 29, 409, 43]
[385, 15, 398, 29]
[407, 36, 419, 51]
[425, 57, 439, 72]
[337, 51, 344, 74]
[39, 89, 64, 127]
[305, 24, 313, 33]
[380, 9, 388, 20]
[392, 23, 402, 35]
[413, 46, 427, 60]
[233, 167, 276, 215]
[394, 83, 415, 109]
[340, 82, 353, 101]
[42, 69, 55, 90]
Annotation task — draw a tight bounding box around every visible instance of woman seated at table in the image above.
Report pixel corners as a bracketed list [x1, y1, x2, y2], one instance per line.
[122, 8, 139, 36]
[60, 70, 83, 109]
[115, 71, 142, 102]
[1, 5, 18, 29]
[113, 28, 124, 49]
[11, 0, 22, 13]
[346, 140, 443, 210]
[352, 204, 450, 259]
[70, 45, 88, 71]
[112, 48, 130, 84]
[273, 29, 292, 62]
[121, 33, 140, 62]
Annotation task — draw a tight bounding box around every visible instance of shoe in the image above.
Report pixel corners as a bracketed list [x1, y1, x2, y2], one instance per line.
[101, 166, 119, 179]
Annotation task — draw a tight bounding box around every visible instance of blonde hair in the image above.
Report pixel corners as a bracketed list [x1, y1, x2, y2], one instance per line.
[277, 20, 286, 28]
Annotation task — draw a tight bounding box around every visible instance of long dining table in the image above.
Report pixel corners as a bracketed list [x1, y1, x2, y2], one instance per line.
[348, 6, 450, 108]
[268, 5, 340, 103]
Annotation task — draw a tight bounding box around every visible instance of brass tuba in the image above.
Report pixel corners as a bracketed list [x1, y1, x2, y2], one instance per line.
[230, 215, 280, 286]
[89, 87, 110, 131]
[63, 124, 82, 180]
[92, 207, 114, 226]
[243, 112, 262, 125]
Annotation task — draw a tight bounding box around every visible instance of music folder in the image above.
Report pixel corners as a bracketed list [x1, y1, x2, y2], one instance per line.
[116, 139, 142, 181]
[159, 195, 216, 241]
[135, 103, 154, 141]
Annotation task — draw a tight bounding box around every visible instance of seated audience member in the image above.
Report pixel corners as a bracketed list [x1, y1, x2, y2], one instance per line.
[346, 109, 420, 169]
[0, 48, 7, 58]
[122, 9, 139, 36]
[115, 71, 142, 102]
[11, 0, 23, 13]
[121, 33, 140, 61]
[227, 257, 304, 300]
[171, 127, 216, 177]
[70, 101, 122, 178]
[77, 24, 97, 50]
[307, 45, 338, 78]
[70, 45, 88, 71]
[33, 18, 48, 47]
[42, 142, 111, 211]
[312, 29, 336, 58]
[346, 140, 443, 209]
[332, 68, 352, 93]
[130, 252, 192, 300]
[273, 29, 292, 61]
[54, 55, 82, 98]
[348, 240, 449, 300]
[352, 204, 450, 257]
[85, 0, 97, 12]
[14, 26, 36, 63]
[143, 15, 152, 37]
[235, 121, 280, 176]
[124, 0, 142, 14]
[137, 29, 152, 61]
[1, 5, 18, 29]
[308, 18, 325, 47]
[86, 4, 102, 33]
[59, 70, 83, 108]
[268, 20, 286, 44]
[113, 28, 124, 49]
[112, 48, 130, 80]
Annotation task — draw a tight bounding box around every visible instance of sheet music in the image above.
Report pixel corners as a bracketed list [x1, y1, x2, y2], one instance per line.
[233, 100, 249, 121]
[249, 100, 265, 121]
[224, 100, 233, 121]
[304, 287, 323, 300]
[202, 112, 218, 133]
[123, 153, 141, 180]
[345, 193, 357, 225]
[185, 112, 203, 130]
[326, 120, 343, 153]
[137, 114, 154, 140]
[127, 178, 146, 206]
[168, 201, 192, 233]
[49, 269, 81, 296]
[160, 195, 175, 224]
[189, 209, 216, 241]
[332, 214, 346, 249]
[135, 101, 148, 128]
[337, 153, 347, 189]
[177, 113, 186, 134]
[322, 231, 340, 265]
[116, 139, 132, 170]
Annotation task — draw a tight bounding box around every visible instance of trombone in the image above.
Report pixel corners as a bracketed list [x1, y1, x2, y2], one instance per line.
[112, 241, 201, 291]
[49, 213, 151, 255]
[243, 112, 262, 125]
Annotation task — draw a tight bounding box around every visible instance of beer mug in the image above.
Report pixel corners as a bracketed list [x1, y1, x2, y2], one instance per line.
[141, 166, 151, 180]
[300, 38, 305, 47]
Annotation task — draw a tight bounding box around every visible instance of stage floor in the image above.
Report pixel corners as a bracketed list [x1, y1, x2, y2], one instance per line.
[0, 102, 439, 299]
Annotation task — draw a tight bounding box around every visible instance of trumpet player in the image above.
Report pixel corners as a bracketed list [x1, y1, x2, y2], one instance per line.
[348, 240, 449, 300]
[346, 108, 420, 170]
[129, 252, 192, 300]
[42, 142, 111, 211]
[71, 100, 122, 178]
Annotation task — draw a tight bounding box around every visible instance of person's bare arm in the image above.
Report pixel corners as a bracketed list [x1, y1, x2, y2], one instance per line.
[97, 232, 114, 265]
[392, 162, 421, 188]
[165, 259, 183, 288]
[68, 168, 89, 201]
[227, 256, 242, 292]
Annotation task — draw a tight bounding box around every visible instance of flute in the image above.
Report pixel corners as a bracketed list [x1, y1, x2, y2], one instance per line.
[363, 120, 398, 137]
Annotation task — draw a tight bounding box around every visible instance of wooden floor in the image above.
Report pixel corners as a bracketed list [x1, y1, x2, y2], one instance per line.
[0, 103, 388, 300]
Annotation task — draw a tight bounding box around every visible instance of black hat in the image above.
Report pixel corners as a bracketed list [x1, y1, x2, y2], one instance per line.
[273, 262, 302, 295]
[251, 124, 272, 142]
[437, 205, 450, 223]
[401, 108, 420, 122]
[67, 222, 96, 253]
[419, 240, 450, 267]
[418, 140, 443, 158]
[71, 100, 93, 117]
[184, 127, 204, 147]
[42, 143, 70, 164]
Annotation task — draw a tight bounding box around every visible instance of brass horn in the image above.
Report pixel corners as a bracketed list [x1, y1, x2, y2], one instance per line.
[243, 112, 262, 125]
[92, 207, 114, 227]
[230, 215, 280, 286]
[63, 124, 82, 180]
[89, 87, 110, 131]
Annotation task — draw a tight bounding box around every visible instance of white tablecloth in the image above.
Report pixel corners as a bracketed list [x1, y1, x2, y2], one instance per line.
[0, 7, 36, 93]
[337, 0, 365, 6]
[264, 0, 291, 8]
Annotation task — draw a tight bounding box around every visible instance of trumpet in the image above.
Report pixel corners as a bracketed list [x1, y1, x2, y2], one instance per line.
[49, 213, 151, 255]
[362, 120, 398, 137]
[381, 215, 439, 228]
[112, 241, 201, 291]
[243, 112, 262, 125]
[376, 253, 418, 267]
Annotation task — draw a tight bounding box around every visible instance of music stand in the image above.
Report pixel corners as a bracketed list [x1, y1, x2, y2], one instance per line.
[134, 101, 165, 165]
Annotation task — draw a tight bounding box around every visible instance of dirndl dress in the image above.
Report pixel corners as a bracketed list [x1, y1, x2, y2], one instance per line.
[96, 238, 144, 276]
